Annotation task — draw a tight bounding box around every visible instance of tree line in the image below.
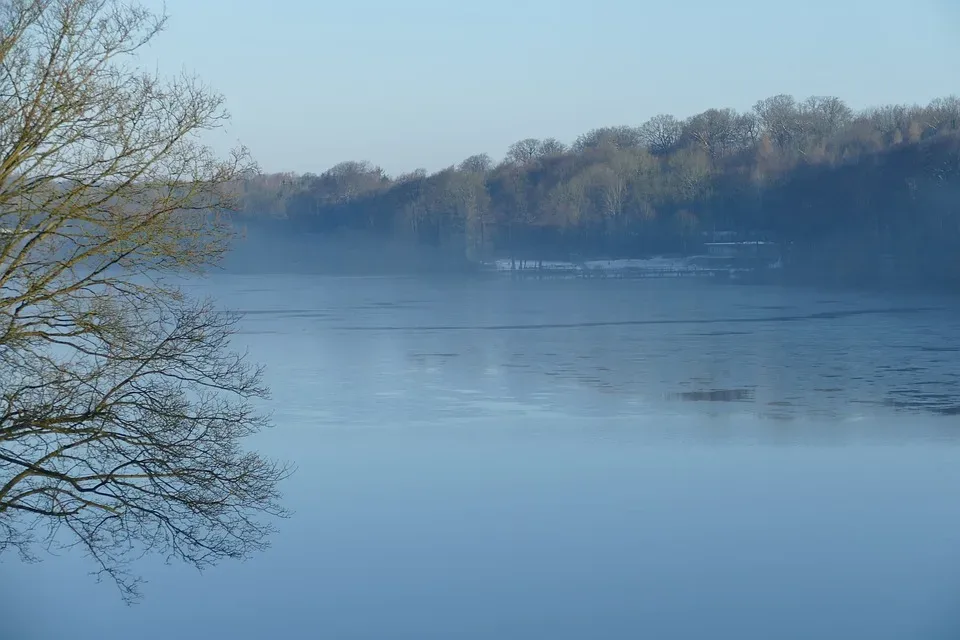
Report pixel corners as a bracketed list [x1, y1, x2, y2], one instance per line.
[239, 94, 960, 286]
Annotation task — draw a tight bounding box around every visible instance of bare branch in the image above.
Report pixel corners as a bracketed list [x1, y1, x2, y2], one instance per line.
[0, 0, 285, 603]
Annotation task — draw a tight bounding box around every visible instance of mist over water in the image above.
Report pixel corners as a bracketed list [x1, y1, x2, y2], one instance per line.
[5, 274, 960, 639]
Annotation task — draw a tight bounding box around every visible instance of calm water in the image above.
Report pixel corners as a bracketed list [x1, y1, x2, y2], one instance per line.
[6, 275, 960, 639]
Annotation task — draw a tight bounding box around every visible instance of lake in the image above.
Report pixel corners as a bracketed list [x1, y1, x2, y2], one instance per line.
[5, 274, 960, 639]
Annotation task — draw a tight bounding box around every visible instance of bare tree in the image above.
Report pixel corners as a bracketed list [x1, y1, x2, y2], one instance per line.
[439, 169, 491, 260]
[922, 96, 960, 134]
[396, 168, 428, 183]
[458, 153, 493, 173]
[573, 126, 644, 153]
[0, 0, 290, 601]
[667, 148, 713, 202]
[583, 147, 653, 227]
[505, 138, 542, 165]
[537, 137, 567, 157]
[547, 174, 589, 228]
[638, 115, 682, 155]
[864, 104, 916, 139]
[801, 96, 853, 140]
[315, 160, 386, 202]
[753, 94, 804, 150]
[679, 108, 759, 158]
[732, 111, 761, 150]
[682, 108, 744, 158]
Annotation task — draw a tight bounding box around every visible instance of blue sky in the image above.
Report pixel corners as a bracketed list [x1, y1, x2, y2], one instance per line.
[140, 0, 960, 175]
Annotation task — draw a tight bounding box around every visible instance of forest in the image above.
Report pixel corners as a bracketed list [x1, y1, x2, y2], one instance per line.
[236, 94, 960, 287]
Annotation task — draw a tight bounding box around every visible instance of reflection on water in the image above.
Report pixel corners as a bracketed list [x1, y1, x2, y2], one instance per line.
[221, 274, 960, 451]
[222, 275, 960, 428]
[6, 274, 960, 640]
[672, 388, 755, 402]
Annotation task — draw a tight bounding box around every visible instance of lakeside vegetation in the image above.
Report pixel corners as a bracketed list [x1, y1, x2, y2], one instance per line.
[238, 95, 960, 287]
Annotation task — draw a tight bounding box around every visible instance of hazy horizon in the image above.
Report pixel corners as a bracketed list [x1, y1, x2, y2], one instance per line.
[138, 0, 960, 175]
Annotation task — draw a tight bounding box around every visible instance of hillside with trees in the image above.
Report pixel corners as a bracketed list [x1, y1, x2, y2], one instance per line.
[237, 94, 960, 287]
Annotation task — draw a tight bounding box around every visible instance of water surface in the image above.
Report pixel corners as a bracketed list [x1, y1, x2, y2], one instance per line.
[5, 275, 960, 639]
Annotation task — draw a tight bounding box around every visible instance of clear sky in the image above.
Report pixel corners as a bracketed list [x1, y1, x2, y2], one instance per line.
[139, 0, 960, 176]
